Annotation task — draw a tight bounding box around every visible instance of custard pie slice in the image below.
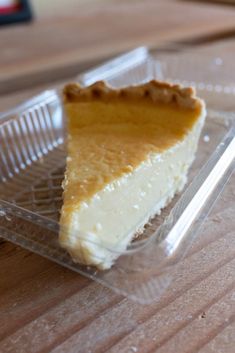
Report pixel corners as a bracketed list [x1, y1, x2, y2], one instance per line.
[59, 80, 206, 269]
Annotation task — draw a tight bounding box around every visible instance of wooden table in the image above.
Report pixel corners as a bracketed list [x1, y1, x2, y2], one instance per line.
[0, 1, 235, 352]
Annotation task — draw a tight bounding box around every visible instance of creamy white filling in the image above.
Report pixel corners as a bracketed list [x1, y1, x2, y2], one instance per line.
[60, 108, 206, 269]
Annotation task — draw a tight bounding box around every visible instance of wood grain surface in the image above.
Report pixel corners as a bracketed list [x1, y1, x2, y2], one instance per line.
[1, 0, 235, 93]
[0, 1, 235, 352]
[0, 176, 234, 353]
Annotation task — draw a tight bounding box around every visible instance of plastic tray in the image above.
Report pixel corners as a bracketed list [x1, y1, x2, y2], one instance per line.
[0, 47, 235, 303]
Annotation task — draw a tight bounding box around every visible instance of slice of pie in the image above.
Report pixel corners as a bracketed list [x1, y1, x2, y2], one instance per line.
[59, 80, 206, 270]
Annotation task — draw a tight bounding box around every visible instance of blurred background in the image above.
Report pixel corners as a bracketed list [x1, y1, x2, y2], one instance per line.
[1, 0, 235, 104]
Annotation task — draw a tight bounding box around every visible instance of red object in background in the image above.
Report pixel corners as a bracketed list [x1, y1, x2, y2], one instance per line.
[0, 4, 21, 14]
[0, 0, 32, 25]
[0, 0, 22, 14]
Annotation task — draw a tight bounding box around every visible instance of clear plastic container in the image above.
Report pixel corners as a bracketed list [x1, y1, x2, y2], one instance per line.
[0, 47, 234, 303]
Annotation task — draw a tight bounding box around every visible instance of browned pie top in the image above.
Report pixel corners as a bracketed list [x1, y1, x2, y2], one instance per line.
[63, 80, 203, 110]
[60, 80, 205, 209]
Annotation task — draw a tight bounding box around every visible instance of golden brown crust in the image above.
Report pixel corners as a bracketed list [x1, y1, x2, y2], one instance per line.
[63, 80, 204, 110]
